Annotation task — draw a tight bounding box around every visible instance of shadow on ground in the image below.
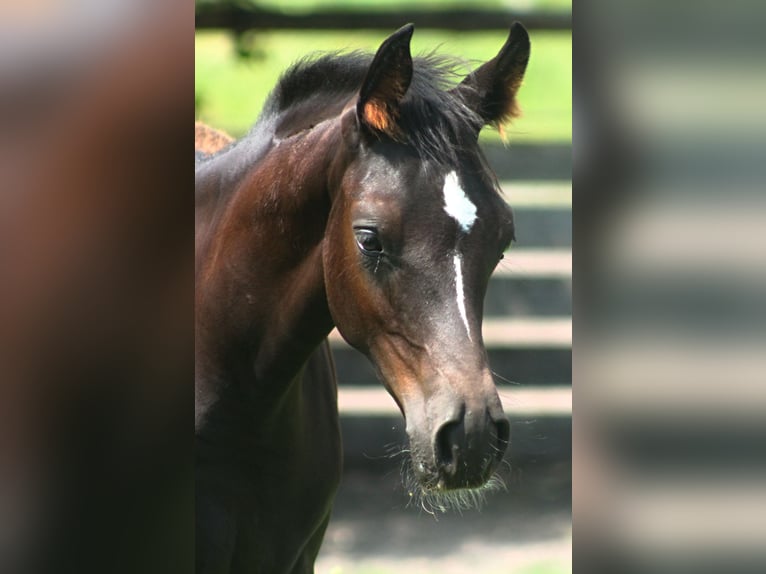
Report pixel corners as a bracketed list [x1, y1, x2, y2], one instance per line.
[317, 461, 571, 574]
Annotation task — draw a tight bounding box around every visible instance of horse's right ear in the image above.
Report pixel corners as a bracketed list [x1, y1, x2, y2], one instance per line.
[452, 22, 530, 129]
[356, 24, 414, 139]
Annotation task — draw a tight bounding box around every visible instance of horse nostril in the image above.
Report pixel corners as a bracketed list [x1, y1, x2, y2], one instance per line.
[435, 419, 463, 474]
[493, 417, 510, 462]
[433, 412, 509, 487]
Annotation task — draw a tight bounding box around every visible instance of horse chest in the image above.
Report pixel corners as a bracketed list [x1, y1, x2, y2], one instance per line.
[196, 346, 341, 574]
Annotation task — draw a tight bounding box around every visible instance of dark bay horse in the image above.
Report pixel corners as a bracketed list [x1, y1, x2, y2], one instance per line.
[195, 23, 530, 574]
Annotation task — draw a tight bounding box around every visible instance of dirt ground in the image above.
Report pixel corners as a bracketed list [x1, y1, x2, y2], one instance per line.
[316, 463, 571, 574]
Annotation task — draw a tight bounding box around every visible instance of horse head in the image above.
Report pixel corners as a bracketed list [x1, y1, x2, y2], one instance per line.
[323, 23, 530, 501]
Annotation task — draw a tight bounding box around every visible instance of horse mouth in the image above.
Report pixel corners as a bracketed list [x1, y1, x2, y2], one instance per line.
[403, 452, 507, 513]
[398, 405, 510, 511]
[411, 456, 494, 491]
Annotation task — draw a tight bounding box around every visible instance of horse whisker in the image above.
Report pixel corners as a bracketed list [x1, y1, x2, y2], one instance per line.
[491, 370, 519, 385]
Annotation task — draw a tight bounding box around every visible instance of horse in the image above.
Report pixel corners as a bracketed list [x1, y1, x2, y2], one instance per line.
[195, 22, 530, 574]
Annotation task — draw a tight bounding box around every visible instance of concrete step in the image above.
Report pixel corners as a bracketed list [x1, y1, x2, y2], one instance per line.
[483, 143, 572, 181]
[329, 317, 572, 349]
[488, 249, 571, 315]
[485, 277, 572, 317]
[339, 386, 572, 466]
[334, 347, 572, 387]
[496, 181, 571, 248]
[495, 248, 571, 278]
[338, 385, 571, 417]
[498, 181, 572, 208]
[341, 412, 572, 468]
[505, 207, 572, 248]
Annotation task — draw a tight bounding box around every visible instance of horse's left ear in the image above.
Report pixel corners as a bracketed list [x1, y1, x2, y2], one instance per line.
[452, 22, 530, 129]
[356, 23, 414, 138]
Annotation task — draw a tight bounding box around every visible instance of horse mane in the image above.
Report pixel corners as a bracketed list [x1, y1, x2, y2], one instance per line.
[254, 51, 484, 166]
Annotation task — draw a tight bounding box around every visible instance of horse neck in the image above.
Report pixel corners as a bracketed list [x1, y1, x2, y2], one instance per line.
[196, 120, 344, 394]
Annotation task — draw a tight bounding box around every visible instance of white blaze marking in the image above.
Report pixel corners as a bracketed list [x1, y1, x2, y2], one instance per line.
[442, 171, 477, 233]
[443, 171, 476, 339]
[453, 254, 472, 340]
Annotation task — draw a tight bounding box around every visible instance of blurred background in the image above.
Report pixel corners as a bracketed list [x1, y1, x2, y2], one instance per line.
[196, 2, 572, 574]
[574, 1, 766, 573]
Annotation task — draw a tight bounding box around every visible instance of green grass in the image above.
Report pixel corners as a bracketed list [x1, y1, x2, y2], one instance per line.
[195, 29, 571, 142]
[258, 0, 571, 11]
[197, 0, 572, 11]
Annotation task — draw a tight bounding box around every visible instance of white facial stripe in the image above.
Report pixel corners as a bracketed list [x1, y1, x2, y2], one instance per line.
[453, 254, 472, 341]
[442, 171, 477, 233]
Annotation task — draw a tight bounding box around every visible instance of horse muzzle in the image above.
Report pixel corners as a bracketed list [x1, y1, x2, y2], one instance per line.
[404, 390, 510, 491]
[432, 407, 509, 489]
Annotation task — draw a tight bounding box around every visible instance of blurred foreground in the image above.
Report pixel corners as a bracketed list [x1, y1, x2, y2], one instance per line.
[0, 1, 193, 573]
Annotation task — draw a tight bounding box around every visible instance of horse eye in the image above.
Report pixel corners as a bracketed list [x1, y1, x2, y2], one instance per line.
[354, 228, 383, 255]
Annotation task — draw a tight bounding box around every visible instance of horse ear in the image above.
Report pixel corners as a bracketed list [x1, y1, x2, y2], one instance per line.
[453, 22, 530, 129]
[356, 23, 414, 138]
